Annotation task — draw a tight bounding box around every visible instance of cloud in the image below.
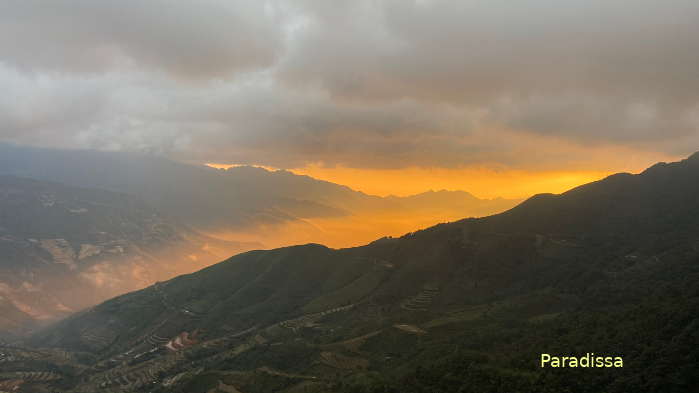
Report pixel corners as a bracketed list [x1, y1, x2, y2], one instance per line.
[280, 1, 699, 140]
[0, 64, 108, 139]
[0, 0, 697, 170]
[490, 94, 699, 144]
[0, 0, 283, 78]
[282, 1, 699, 101]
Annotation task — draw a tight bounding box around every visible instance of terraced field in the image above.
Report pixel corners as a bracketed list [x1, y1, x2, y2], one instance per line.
[34, 301, 364, 392]
[0, 371, 61, 382]
[319, 351, 369, 370]
[80, 326, 117, 350]
[279, 304, 355, 331]
[400, 285, 439, 311]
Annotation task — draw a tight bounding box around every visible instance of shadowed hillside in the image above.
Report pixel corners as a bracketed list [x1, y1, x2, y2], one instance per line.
[12, 153, 698, 393]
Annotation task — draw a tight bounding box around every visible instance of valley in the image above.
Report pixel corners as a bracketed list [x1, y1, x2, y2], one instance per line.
[1, 153, 698, 392]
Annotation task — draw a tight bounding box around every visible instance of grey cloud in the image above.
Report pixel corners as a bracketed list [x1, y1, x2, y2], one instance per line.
[282, 0, 699, 103]
[104, 81, 478, 168]
[0, 0, 283, 78]
[0, 0, 698, 170]
[0, 65, 107, 140]
[490, 95, 699, 144]
[279, 0, 699, 145]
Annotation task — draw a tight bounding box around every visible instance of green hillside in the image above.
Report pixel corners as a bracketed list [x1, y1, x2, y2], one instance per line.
[7, 153, 699, 392]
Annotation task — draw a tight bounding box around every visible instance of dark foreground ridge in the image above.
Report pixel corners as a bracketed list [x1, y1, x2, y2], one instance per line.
[5, 153, 699, 393]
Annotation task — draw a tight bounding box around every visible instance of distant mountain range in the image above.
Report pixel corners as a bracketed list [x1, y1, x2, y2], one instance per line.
[0, 143, 521, 248]
[0, 175, 254, 337]
[14, 152, 698, 393]
[0, 143, 518, 336]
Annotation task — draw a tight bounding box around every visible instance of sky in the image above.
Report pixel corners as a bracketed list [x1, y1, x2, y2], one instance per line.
[1, 0, 698, 198]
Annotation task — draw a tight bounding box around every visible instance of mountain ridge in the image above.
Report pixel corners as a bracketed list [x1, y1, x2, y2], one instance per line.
[14, 152, 699, 392]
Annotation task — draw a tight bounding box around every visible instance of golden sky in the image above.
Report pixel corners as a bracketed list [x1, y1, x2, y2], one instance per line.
[204, 157, 674, 249]
[287, 165, 612, 199]
[206, 135, 683, 200]
[205, 162, 658, 200]
[204, 162, 611, 199]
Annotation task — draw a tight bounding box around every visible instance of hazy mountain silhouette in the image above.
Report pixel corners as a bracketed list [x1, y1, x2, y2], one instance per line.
[0, 143, 520, 248]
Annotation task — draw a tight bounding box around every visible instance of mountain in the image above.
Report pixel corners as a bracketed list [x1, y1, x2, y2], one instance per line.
[0, 143, 521, 248]
[0, 296, 34, 337]
[9, 153, 698, 392]
[0, 176, 257, 336]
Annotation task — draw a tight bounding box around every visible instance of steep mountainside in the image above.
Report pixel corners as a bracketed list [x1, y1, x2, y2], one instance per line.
[0, 176, 256, 335]
[0, 144, 520, 248]
[13, 153, 699, 392]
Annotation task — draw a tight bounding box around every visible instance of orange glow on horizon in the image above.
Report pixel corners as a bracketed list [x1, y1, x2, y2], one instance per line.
[287, 165, 614, 199]
[202, 155, 678, 249]
[205, 211, 471, 250]
[207, 162, 614, 199]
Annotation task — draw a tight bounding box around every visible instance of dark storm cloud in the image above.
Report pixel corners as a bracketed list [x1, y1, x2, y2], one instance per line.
[0, 0, 697, 169]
